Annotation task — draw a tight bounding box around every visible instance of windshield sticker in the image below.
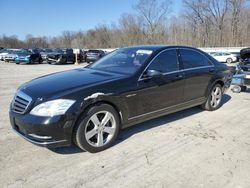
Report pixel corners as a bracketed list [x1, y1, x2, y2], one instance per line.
[136, 50, 153, 55]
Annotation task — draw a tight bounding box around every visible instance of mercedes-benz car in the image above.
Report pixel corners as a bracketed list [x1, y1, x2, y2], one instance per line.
[9, 45, 231, 153]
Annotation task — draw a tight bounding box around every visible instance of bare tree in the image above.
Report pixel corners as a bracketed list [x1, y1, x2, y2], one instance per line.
[229, 0, 245, 45]
[1, 0, 250, 49]
[134, 0, 172, 43]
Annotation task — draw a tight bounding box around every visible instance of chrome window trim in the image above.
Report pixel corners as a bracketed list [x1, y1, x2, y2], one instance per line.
[178, 47, 214, 67]
[138, 48, 215, 81]
[182, 65, 214, 71]
[139, 65, 215, 81]
[138, 48, 179, 81]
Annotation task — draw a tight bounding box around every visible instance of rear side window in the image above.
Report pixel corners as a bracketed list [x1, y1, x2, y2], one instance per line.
[148, 49, 178, 73]
[180, 49, 212, 69]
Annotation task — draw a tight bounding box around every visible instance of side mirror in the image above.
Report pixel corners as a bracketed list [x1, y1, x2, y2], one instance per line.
[146, 69, 162, 77]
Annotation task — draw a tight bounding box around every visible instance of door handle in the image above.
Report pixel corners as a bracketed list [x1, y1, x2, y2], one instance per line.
[175, 74, 183, 80]
[209, 68, 215, 73]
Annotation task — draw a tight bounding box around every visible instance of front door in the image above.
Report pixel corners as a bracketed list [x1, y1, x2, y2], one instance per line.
[125, 49, 185, 120]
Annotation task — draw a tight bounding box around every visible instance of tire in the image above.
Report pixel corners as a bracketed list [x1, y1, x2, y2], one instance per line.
[231, 85, 241, 93]
[240, 86, 247, 92]
[74, 103, 120, 153]
[226, 58, 233, 64]
[16, 62, 19, 64]
[201, 84, 223, 111]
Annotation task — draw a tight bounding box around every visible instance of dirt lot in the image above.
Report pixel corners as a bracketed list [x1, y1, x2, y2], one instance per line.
[0, 62, 250, 188]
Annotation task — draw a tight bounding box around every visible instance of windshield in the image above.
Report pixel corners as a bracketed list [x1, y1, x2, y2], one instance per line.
[88, 48, 153, 75]
[17, 50, 31, 55]
[52, 49, 63, 53]
[43, 49, 53, 53]
[88, 50, 101, 54]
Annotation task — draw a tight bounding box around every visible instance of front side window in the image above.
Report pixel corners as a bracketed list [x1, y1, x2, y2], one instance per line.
[147, 49, 178, 73]
[179, 49, 211, 69]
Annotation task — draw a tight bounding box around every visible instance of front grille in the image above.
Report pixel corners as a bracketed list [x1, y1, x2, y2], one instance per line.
[12, 91, 32, 114]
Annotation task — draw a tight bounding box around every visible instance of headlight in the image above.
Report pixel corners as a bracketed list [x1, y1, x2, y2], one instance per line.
[30, 99, 75, 117]
[26, 55, 30, 58]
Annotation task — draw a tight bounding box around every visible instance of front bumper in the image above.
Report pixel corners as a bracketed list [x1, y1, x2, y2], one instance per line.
[15, 59, 30, 63]
[86, 56, 98, 62]
[5, 58, 16, 62]
[9, 111, 74, 148]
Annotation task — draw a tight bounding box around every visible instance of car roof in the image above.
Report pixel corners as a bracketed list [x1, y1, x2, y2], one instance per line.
[121, 45, 200, 51]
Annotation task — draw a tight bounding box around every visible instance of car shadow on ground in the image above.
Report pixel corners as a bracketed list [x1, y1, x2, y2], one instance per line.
[50, 94, 231, 155]
[115, 94, 231, 145]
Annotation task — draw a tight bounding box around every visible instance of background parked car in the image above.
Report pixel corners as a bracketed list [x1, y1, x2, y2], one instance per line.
[0, 49, 18, 61]
[15, 48, 42, 64]
[86, 49, 105, 63]
[47, 48, 75, 64]
[40, 48, 53, 62]
[4, 49, 28, 62]
[211, 52, 237, 63]
[230, 52, 241, 62]
[0, 48, 8, 61]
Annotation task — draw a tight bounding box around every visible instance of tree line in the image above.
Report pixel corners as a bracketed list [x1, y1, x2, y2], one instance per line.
[1, 0, 249, 49]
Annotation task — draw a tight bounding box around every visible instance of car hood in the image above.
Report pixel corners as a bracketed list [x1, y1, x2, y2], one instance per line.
[240, 48, 250, 59]
[16, 53, 30, 58]
[20, 68, 125, 99]
[0, 52, 8, 56]
[5, 53, 17, 57]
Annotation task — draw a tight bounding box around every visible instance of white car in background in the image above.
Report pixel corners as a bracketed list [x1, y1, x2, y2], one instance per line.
[0, 49, 10, 61]
[211, 52, 237, 63]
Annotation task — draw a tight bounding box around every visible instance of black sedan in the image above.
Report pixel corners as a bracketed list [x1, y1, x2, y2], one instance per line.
[47, 48, 75, 64]
[9, 45, 231, 153]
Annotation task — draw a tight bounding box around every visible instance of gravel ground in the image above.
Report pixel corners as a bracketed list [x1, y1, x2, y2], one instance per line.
[0, 62, 250, 188]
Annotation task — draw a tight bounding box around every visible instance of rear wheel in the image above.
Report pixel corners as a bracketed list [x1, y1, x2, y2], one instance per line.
[74, 103, 120, 153]
[201, 84, 223, 111]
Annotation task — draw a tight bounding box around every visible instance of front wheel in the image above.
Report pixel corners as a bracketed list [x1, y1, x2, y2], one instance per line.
[74, 103, 120, 153]
[201, 84, 223, 111]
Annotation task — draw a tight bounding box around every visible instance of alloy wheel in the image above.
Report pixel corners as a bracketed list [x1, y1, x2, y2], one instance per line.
[210, 86, 222, 108]
[85, 111, 116, 147]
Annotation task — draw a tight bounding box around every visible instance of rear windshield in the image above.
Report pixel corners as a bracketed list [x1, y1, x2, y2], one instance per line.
[88, 50, 101, 53]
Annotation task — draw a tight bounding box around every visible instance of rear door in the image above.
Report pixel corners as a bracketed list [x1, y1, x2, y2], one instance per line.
[178, 48, 214, 102]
